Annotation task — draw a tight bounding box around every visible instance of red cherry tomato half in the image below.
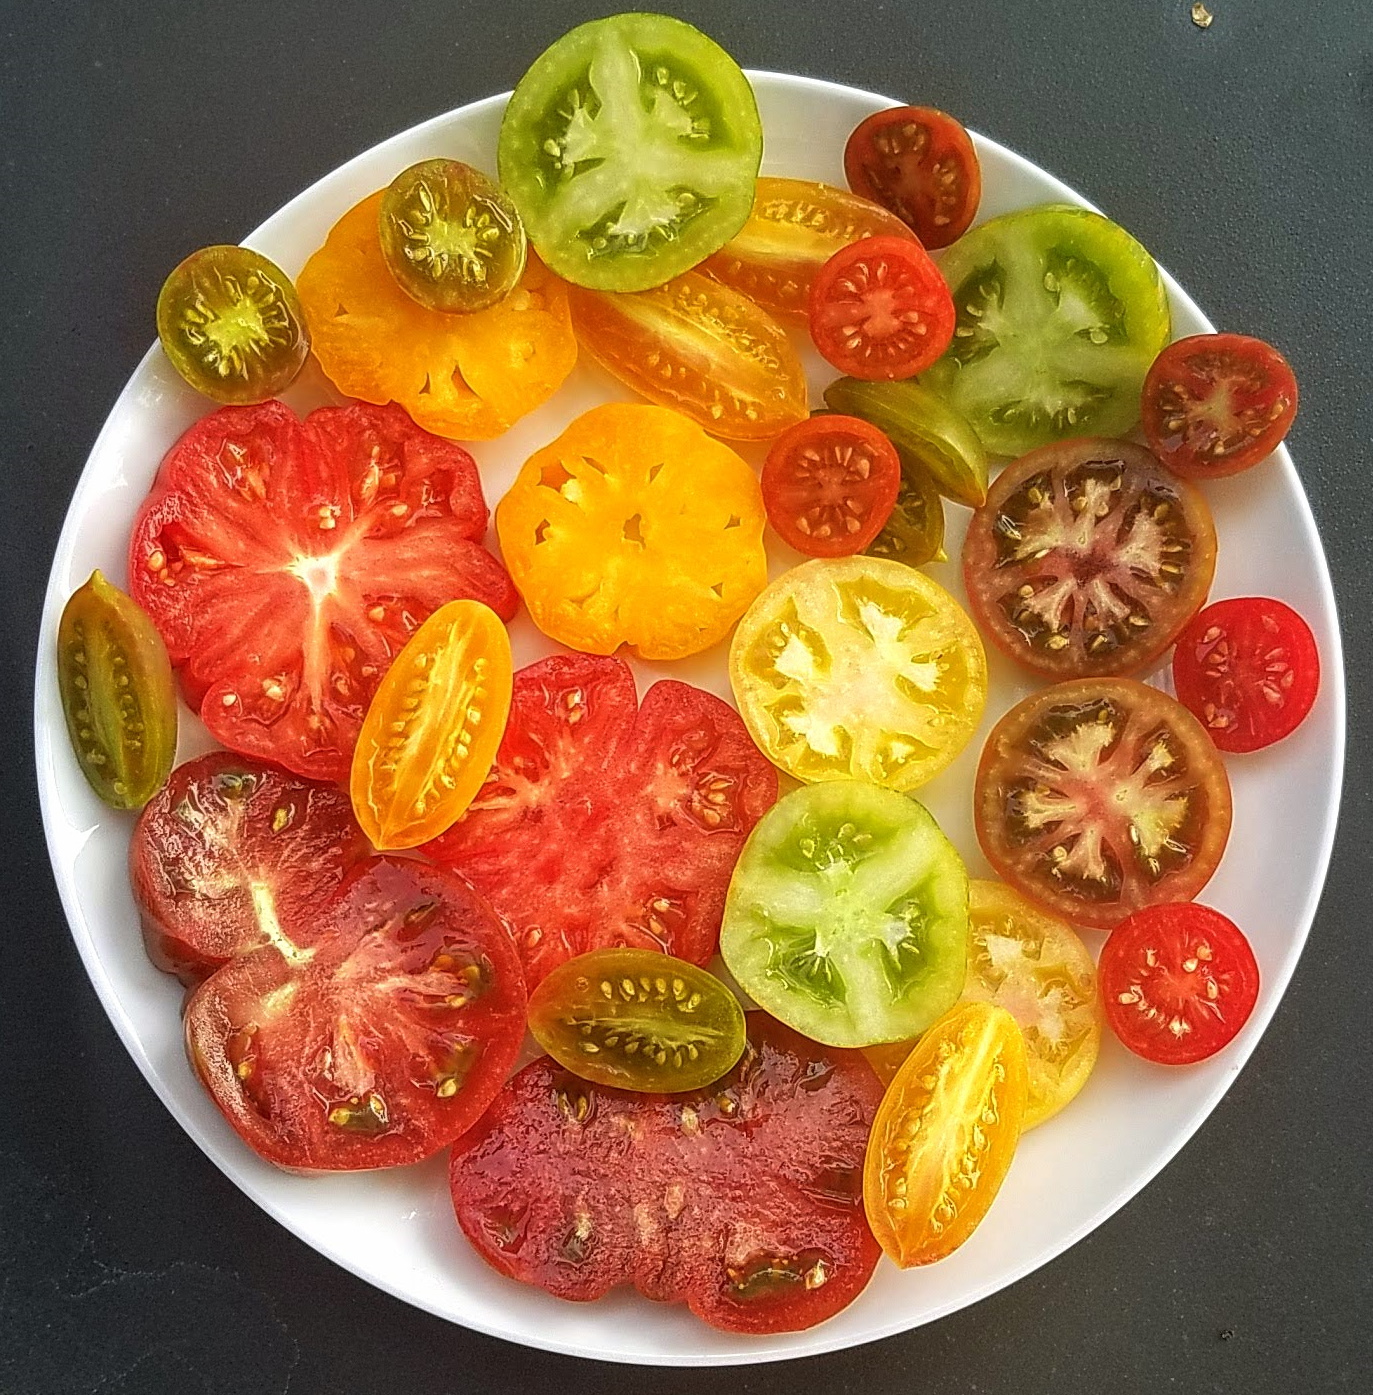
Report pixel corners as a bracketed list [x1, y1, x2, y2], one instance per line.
[1172, 597, 1320, 753]
[808, 236, 955, 381]
[1099, 903, 1260, 1065]
[761, 415, 901, 556]
[1141, 333, 1298, 479]
[844, 106, 981, 250]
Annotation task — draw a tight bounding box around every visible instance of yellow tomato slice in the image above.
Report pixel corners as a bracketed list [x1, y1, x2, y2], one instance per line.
[350, 600, 512, 850]
[863, 1000, 1028, 1267]
[729, 555, 987, 791]
[497, 403, 768, 660]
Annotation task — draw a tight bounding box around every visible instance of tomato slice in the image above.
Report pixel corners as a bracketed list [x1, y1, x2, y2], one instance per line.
[1172, 597, 1320, 752]
[566, 273, 809, 441]
[865, 452, 945, 568]
[496, 403, 768, 660]
[128, 400, 516, 782]
[924, 205, 1172, 457]
[863, 1001, 1027, 1267]
[974, 678, 1232, 929]
[1141, 333, 1298, 479]
[809, 235, 955, 380]
[497, 13, 762, 292]
[729, 555, 987, 792]
[527, 948, 746, 1092]
[721, 781, 969, 1048]
[131, 753, 368, 984]
[1099, 903, 1259, 1065]
[761, 415, 901, 557]
[350, 599, 513, 849]
[844, 106, 981, 250]
[449, 1013, 882, 1333]
[703, 176, 916, 317]
[962, 438, 1217, 679]
[186, 857, 527, 1170]
[425, 653, 777, 986]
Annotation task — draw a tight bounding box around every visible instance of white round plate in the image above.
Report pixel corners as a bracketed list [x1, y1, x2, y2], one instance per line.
[35, 72, 1344, 1366]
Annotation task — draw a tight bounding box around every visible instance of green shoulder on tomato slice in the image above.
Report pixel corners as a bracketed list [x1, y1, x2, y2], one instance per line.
[923, 204, 1171, 457]
[498, 13, 763, 292]
[721, 781, 968, 1048]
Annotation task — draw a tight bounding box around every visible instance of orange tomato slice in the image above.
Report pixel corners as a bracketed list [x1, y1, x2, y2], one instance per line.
[350, 599, 512, 850]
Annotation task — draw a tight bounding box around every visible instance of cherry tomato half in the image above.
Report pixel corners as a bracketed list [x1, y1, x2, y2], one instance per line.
[844, 106, 982, 250]
[1172, 597, 1320, 753]
[1099, 903, 1259, 1065]
[761, 415, 901, 557]
[809, 236, 955, 381]
[1141, 333, 1298, 479]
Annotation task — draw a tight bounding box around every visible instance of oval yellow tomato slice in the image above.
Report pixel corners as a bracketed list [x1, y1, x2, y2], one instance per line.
[350, 599, 512, 850]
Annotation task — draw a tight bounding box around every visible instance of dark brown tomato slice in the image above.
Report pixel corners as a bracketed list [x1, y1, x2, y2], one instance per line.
[425, 654, 777, 986]
[130, 752, 368, 985]
[963, 438, 1217, 679]
[974, 678, 1232, 930]
[449, 1013, 883, 1334]
[185, 857, 526, 1171]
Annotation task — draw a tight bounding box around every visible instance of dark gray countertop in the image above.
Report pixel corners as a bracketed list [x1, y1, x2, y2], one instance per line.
[3, 2, 1369, 1390]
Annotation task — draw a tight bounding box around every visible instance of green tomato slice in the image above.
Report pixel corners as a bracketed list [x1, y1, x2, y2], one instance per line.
[923, 204, 1171, 457]
[721, 781, 968, 1047]
[498, 13, 762, 291]
[865, 460, 945, 568]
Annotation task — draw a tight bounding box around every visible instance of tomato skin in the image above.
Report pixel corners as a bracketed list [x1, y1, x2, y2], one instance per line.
[844, 106, 981, 250]
[449, 1013, 882, 1333]
[761, 415, 901, 557]
[1099, 903, 1259, 1065]
[1142, 333, 1298, 479]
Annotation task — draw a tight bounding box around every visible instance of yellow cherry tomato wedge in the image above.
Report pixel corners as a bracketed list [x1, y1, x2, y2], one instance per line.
[497, 403, 768, 660]
[863, 1001, 1028, 1267]
[350, 599, 512, 850]
[729, 555, 987, 792]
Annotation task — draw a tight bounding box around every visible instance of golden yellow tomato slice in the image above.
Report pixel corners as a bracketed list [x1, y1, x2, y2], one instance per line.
[729, 555, 987, 791]
[350, 599, 512, 850]
[864, 1001, 1028, 1267]
[497, 403, 769, 660]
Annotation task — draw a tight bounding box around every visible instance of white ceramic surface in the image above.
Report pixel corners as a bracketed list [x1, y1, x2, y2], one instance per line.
[35, 73, 1344, 1366]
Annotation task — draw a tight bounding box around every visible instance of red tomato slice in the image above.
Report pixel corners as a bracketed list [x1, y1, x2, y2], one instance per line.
[449, 1013, 883, 1334]
[1099, 903, 1259, 1065]
[185, 857, 526, 1170]
[1141, 333, 1298, 479]
[844, 106, 981, 249]
[808, 236, 955, 381]
[1172, 597, 1320, 752]
[129, 400, 517, 782]
[761, 415, 901, 556]
[131, 752, 368, 984]
[425, 653, 777, 986]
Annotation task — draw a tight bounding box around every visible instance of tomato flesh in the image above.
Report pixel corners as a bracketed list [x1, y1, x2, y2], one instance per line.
[426, 652, 777, 986]
[449, 1014, 882, 1333]
[1099, 903, 1259, 1065]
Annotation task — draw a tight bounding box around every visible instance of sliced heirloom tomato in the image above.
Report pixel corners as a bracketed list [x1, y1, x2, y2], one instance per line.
[864, 1001, 1028, 1267]
[1141, 333, 1298, 479]
[1172, 597, 1320, 753]
[450, 1014, 882, 1333]
[496, 403, 767, 660]
[131, 753, 368, 984]
[721, 781, 969, 1048]
[865, 453, 945, 569]
[962, 438, 1217, 679]
[186, 857, 527, 1170]
[844, 106, 981, 250]
[975, 678, 1232, 929]
[426, 653, 777, 986]
[703, 177, 916, 317]
[498, 13, 762, 292]
[729, 555, 987, 792]
[566, 272, 808, 440]
[129, 401, 516, 782]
